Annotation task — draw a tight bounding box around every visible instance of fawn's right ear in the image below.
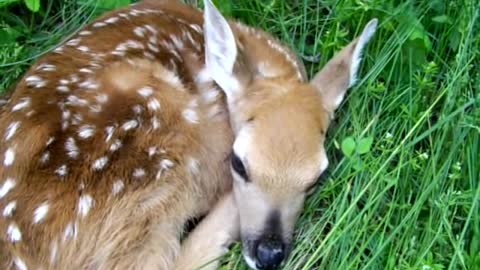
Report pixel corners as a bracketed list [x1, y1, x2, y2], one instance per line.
[203, 0, 250, 105]
[310, 19, 378, 113]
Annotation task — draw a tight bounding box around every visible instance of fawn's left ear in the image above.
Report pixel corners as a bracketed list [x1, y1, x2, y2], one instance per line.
[203, 0, 250, 104]
[310, 19, 378, 113]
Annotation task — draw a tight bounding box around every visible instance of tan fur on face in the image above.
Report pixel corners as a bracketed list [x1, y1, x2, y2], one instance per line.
[244, 81, 330, 193]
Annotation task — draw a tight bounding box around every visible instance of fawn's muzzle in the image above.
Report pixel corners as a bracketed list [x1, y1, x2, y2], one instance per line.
[255, 239, 285, 270]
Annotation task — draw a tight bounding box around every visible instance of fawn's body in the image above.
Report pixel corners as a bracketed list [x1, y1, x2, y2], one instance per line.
[0, 1, 305, 269]
[0, 0, 378, 269]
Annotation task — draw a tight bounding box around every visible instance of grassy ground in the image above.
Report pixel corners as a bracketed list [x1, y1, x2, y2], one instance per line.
[1, 0, 479, 269]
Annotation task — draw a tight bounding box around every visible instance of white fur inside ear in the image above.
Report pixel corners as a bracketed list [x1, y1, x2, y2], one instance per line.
[349, 18, 378, 87]
[204, 0, 240, 98]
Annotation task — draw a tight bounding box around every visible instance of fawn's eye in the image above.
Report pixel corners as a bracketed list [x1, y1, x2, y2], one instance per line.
[231, 152, 249, 181]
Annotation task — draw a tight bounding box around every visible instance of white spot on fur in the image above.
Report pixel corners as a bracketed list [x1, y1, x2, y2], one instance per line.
[105, 17, 119, 24]
[196, 68, 211, 84]
[147, 43, 160, 53]
[77, 46, 90, 52]
[12, 98, 31, 112]
[40, 151, 50, 163]
[25, 75, 47, 88]
[112, 180, 124, 195]
[4, 148, 15, 166]
[122, 120, 138, 131]
[148, 146, 157, 157]
[182, 109, 199, 124]
[46, 137, 55, 146]
[79, 68, 93, 74]
[189, 24, 202, 33]
[56, 85, 70, 92]
[55, 165, 68, 176]
[65, 137, 79, 159]
[36, 63, 56, 72]
[13, 257, 28, 270]
[78, 30, 92, 36]
[63, 222, 78, 241]
[109, 140, 122, 152]
[144, 24, 157, 34]
[3, 201, 17, 217]
[171, 35, 184, 49]
[5, 121, 20, 141]
[144, 51, 155, 59]
[160, 159, 174, 170]
[147, 98, 161, 111]
[151, 116, 160, 130]
[95, 93, 109, 104]
[78, 125, 96, 139]
[148, 36, 157, 45]
[62, 110, 71, 121]
[132, 105, 144, 115]
[66, 95, 89, 107]
[92, 156, 109, 170]
[7, 223, 21, 242]
[66, 38, 81, 46]
[33, 202, 49, 224]
[93, 22, 107, 28]
[138, 86, 153, 97]
[0, 178, 16, 198]
[78, 194, 94, 218]
[114, 40, 145, 53]
[105, 126, 115, 142]
[69, 74, 80, 83]
[134, 26, 146, 37]
[133, 168, 146, 178]
[78, 78, 99, 90]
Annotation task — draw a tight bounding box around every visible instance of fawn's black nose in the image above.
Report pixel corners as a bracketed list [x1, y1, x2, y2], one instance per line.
[255, 240, 285, 270]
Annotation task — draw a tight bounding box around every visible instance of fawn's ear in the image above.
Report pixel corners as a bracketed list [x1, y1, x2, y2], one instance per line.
[311, 19, 378, 113]
[204, 0, 249, 104]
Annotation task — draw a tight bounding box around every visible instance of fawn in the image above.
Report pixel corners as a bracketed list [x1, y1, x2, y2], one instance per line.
[0, 0, 377, 269]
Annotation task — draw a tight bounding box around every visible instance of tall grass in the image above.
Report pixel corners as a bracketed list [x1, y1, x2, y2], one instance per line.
[1, 0, 479, 269]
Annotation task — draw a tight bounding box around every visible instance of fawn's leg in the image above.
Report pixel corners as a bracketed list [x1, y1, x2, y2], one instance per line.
[174, 192, 240, 270]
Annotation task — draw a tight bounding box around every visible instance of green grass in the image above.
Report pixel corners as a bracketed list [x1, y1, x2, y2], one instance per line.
[1, 0, 479, 269]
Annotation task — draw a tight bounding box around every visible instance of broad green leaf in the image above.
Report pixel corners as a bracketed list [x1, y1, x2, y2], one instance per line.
[357, 137, 373, 154]
[341, 137, 356, 158]
[24, 0, 40, 12]
[353, 159, 365, 171]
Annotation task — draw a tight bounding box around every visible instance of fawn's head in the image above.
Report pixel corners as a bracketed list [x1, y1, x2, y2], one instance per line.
[203, 0, 377, 269]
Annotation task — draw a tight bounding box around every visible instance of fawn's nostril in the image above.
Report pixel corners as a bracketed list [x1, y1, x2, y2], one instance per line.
[255, 240, 285, 270]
